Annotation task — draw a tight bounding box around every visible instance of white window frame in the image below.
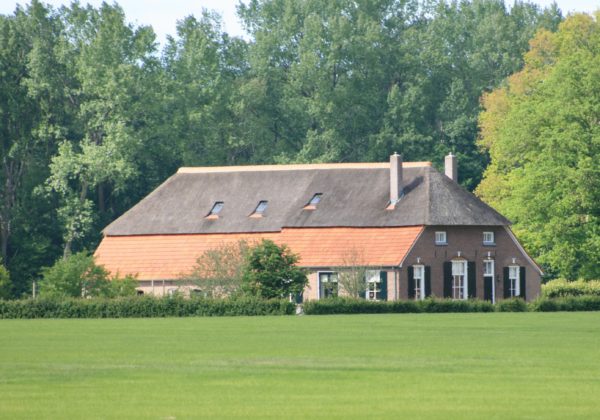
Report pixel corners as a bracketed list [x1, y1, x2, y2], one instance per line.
[451, 260, 468, 300]
[413, 265, 425, 300]
[435, 231, 447, 245]
[509, 266, 520, 297]
[483, 231, 495, 245]
[365, 270, 381, 301]
[483, 259, 495, 304]
[318, 271, 339, 299]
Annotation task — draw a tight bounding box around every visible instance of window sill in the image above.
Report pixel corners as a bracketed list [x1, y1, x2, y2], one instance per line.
[483, 243, 496, 246]
[435, 242, 448, 246]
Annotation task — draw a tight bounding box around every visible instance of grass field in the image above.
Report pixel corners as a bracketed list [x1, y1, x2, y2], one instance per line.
[1, 313, 599, 419]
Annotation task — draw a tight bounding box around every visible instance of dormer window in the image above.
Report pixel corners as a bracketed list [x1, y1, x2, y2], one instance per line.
[435, 231, 447, 245]
[304, 193, 322, 210]
[206, 201, 224, 219]
[251, 200, 268, 218]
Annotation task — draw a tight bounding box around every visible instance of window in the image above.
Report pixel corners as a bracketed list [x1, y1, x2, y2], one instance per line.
[435, 231, 447, 245]
[483, 260, 494, 276]
[251, 200, 268, 217]
[304, 193, 323, 209]
[452, 260, 467, 300]
[483, 231, 495, 245]
[319, 272, 338, 299]
[509, 266, 520, 297]
[413, 265, 425, 300]
[309, 193, 322, 205]
[483, 259, 495, 303]
[365, 270, 382, 301]
[207, 201, 224, 218]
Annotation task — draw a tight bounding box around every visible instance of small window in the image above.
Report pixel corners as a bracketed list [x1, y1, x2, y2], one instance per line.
[413, 265, 425, 301]
[304, 193, 323, 209]
[319, 272, 338, 299]
[435, 231, 447, 245]
[365, 270, 382, 301]
[483, 260, 494, 276]
[251, 200, 268, 217]
[309, 193, 322, 205]
[452, 260, 467, 300]
[509, 266, 520, 297]
[207, 201, 224, 218]
[483, 231, 495, 245]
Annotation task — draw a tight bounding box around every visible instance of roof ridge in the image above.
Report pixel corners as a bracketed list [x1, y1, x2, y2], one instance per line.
[178, 161, 432, 173]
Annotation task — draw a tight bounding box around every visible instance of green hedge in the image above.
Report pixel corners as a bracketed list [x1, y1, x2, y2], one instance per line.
[542, 279, 600, 298]
[530, 295, 600, 312]
[303, 298, 495, 315]
[303, 296, 600, 314]
[3, 295, 599, 318]
[0, 296, 295, 319]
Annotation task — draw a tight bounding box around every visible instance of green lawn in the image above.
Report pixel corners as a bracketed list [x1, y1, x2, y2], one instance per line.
[1, 313, 599, 419]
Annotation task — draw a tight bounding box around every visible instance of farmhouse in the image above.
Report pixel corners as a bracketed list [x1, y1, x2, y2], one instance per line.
[95, 154, 542, 301]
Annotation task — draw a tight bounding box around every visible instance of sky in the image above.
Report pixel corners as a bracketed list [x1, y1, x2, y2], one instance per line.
[1, 0, 599, 45]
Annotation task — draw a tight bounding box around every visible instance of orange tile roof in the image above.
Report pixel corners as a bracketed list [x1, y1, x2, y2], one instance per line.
[94, 226, 423, 280]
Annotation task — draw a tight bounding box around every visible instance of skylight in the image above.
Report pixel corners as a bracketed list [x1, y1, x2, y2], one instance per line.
[308, 193, 322, 206]
[207, 201, 224, 217]
[253, 200, 268, 215]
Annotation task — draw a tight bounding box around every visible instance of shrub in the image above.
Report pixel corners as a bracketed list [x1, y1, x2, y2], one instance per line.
[39, 252, 138, 298]
[0, 296, 295, 319]
[0, 263, 11, 300]
[496, 298, 528, 312]
[530, 295, 600, 312]
[302, 298, 495, 315]
[541, 279, 600, 298]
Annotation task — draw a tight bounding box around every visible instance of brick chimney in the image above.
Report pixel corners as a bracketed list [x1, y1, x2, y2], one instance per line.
[445, 153, 457, 182]
[390, 153, 403, 204]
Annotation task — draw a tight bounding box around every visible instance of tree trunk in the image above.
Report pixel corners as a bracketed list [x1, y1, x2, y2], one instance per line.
[0, 222, 8, 264]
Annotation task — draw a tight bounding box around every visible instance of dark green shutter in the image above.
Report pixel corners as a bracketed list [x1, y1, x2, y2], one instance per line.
[407, 266, 415, 299]
[379, 271, 388, 301]
[424, 266, 432, 297]
[468, 262, 476, 299]
[520, 267, 526, 300]
[503, 267, 510, 299]
[443, 262, 452, 298]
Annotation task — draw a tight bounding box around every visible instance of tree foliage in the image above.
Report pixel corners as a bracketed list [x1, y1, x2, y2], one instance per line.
[181, 240, 252, 297]
[477, 13, 600, 280]
[39, 251, 137, 298]
[0, 0, 565, 296]
[242, 240, 307, 299]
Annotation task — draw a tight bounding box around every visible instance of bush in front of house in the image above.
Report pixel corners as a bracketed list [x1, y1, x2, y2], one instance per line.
[0, 295, 295, 319]
[302, 297, 495, 315]
[530, 295, 600, 312]
[541, 279, 600, 298]
[39, 251, 138, 299]
[496, 298, 529, 312]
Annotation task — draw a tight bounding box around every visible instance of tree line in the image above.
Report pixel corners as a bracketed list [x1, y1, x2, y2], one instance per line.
[0, 0, 570, 297]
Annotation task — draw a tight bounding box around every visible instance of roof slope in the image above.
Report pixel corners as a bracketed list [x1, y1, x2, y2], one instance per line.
[103, 162, 509, 236]
[95, 226, 424, 279]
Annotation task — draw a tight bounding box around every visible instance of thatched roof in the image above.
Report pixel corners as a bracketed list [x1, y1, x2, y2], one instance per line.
[103, 162, 509, 236]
